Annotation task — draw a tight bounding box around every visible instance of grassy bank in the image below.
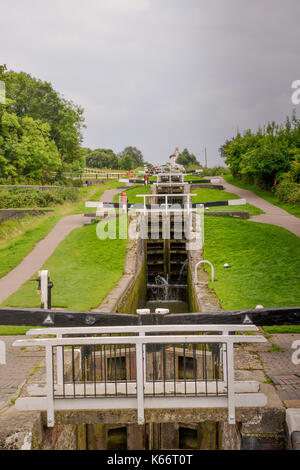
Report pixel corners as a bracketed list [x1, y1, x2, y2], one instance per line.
[204, 215, 300, 310]
[0, 181, 120, 279]
[223, 174, 300, 218]
[193, 187, 263, 216]
[113, 185, 151, 204]
[2, 216, 128, 312]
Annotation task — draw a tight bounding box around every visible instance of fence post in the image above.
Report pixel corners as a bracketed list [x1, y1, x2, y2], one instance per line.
[46, 345, 55, 427]
[226, 341, 235, 425]
[56, 333, 64, 386]
[135, 342, 145, 425]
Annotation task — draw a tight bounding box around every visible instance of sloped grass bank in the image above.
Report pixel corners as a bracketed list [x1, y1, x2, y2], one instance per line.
[204, 216, 300, 311]
[113, 185, 151, 204]
[0, 181, 120, 279]
[2, 216, 128, 312]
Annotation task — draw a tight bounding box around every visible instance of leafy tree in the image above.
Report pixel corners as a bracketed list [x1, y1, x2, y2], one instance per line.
[86, 148, 118, 169]
[119, 154, 135, 171]
[0, 65, 85, 171]
[177, 148, 201, 168]
[0, 109, 61, 183]
[118, 146, 143, 168]
[220, 113, 300, 203]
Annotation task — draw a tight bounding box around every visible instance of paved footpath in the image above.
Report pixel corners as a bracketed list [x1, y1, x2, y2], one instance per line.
[258, 334, 300, 406]
[220, 178, 300, 237]
[0, 335, 45, 411]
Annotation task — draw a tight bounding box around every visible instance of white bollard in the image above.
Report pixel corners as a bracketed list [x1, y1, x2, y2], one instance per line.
[155, 308, 169, 315]
[39, 270, 50, 310]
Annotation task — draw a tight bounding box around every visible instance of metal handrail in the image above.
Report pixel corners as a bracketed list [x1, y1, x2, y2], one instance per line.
[195, 260, 215, 283]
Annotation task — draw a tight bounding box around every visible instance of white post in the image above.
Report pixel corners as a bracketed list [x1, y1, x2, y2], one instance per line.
[135, 342, 145, 425]
[56, 333, 64, 386]
[46, 345, 55, 427]
[40, 270, 49, 309]
[226, 341, 235, 424]
[222, 331, 228, 386]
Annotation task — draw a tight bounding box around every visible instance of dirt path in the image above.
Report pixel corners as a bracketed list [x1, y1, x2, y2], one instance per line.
[220, 178, 300, 237]
[0, 188, 124, 304]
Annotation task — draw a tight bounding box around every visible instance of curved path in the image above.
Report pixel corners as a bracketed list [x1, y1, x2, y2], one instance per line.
[0, 188, 123, 304]
[220, 178, 300, 238]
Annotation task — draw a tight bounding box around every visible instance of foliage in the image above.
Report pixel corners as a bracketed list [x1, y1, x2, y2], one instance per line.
[0, 187, 79, 208]
[119, 153, 135, 171]
[85, 148, 119, 169]
[117, 146, 144, 168]
[220, 113, 300, 205]
[176, 148, 201, 169]
[0, 64, 85, 183]
[84, 145, 144, 171]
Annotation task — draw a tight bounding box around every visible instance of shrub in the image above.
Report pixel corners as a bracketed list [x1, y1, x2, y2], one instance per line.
[0, 188, 79, 209]
[275, 179, 300, 205]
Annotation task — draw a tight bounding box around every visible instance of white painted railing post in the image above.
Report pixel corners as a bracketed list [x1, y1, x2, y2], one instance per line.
[226, 341, 236, 424]
[56, 333, 64, 386]
[135, 342, 145, 425]
[222, 330, 228, 386]
[46, 345, 55, 427]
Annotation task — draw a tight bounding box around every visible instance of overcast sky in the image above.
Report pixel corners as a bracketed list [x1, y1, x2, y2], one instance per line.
[1, 0, 300, 166]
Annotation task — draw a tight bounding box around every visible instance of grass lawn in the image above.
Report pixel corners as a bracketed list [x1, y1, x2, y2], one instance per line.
[192, 187, 263, 216]
[204, 216, 300, 311]
[223, 174, 300, 218]
[113, 185, 151, 204]
[184, 174, 207, 181]
[0, 181, 120, 280]
[2, 216, 128, 312]
[263, 325, 300, 335]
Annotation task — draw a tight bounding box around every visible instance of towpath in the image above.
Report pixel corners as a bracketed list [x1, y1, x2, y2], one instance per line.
[0, 188, 122, 304]
[219, 177, 300, 237]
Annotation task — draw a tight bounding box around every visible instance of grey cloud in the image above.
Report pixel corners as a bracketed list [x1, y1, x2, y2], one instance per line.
[1, 0, 300, 165]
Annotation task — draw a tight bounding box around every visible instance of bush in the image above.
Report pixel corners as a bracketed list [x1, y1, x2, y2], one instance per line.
[275, 179, 300, 205]
[0, 188, 79, 209]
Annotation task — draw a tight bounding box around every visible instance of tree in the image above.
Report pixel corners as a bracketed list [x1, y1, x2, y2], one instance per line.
[220, 113, 300, 196]
[177, 148, 201, 168]
[118, 146, 143, 168]
[0, 110, 61, 182]
[86, 148, 118, 169]
[1, 66, 85, 170]
[119, 154, 135, 171]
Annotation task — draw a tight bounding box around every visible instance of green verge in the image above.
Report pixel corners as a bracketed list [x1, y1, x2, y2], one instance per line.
[263, 325, 300, 334]
[0, 181, 120, 279]
[223, 174, 300, 218]
[113, 185, 151, 204]
[204, 216, 300, 331]
[2, 216, 128, 312]
[192, 187, 263, 216]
